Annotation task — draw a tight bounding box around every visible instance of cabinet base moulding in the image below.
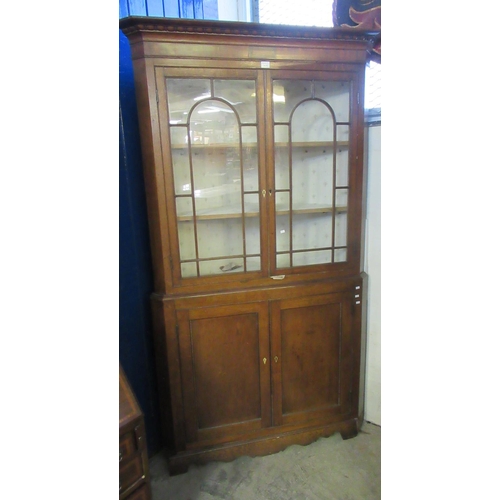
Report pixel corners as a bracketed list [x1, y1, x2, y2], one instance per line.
[167, 417, 361, 475]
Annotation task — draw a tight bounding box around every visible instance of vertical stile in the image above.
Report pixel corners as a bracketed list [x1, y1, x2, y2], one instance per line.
[186, 103, 201, 277]
[287, 120, 293, 267]
[239, 119, 247, 272]
[332, 99, 337, 262]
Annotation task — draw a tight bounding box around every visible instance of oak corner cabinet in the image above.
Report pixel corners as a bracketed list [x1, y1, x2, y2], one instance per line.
[120, 16, 377, 475]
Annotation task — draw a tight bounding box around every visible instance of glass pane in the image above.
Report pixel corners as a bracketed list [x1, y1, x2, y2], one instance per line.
[274, 125, 289, 190]
[200, 258, 244, 276]
[170, 126, 189, 146]
[335, 188, 348, 209]
[276, 213, 290, 253]
[334, 211, 348, 247]
[314, 80, 350, 123]
[292, 213, 332, 252]
[294, 250, 332, 267]
[172, 148, 191, 195]
[277, 253, 290, 269]
[244, 194, 261, 256]
[196, 219, 243, 260]
[291, 100, 334, 143]
[291, 147, 334, 210]
[336, 148, 349, 187]
[181, 262, 197, 278]
[176, 197, 193, 220]
[191, 158, 242, 217]
[334, 248, 347, 263]
[177, 198, 196, 262]
[167, 78, 263, 280]
[189, 99, 240, 146]
[244, 193, 260, 217]
[178, 221, 197, 261]
[273, 80, 311, 122]
[190, 101, 242, 217]
[242, 126, 259, 191]
[275, 187, 291, 255]
[275, 191, 290, 213]
[246, 256, 261, 272]
[241, 125, 257, 146]
[244, 216, 260, 255]
[274, 123, 289, 144]
[214, 79, 257, 123]
[271, 79, 353, 272]
[167, 79, 211, 125]
[337, 124, 350, 144]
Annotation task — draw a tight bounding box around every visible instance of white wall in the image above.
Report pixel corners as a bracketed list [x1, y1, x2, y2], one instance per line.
[364, 125, 381, 425]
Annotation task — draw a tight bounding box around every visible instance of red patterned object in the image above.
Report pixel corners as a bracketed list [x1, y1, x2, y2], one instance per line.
[332, 0, 381, 62]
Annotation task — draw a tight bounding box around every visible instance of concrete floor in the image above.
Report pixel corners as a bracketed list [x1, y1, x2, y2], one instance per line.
[149, 422, 381, 500]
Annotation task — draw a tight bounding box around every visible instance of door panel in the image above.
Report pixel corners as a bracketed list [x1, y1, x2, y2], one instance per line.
[281, 301, 341, 414]
[156, 68, 269, 286]
[270, 292, 353, 427]
[177, 302, 271, 444]
[266, 70, 362, 278]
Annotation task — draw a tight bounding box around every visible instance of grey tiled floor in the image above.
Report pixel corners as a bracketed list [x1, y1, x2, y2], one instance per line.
[149, 422, 381, 500]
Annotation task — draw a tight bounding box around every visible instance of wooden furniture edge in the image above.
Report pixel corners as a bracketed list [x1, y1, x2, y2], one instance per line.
[167, 418, 359, 475]
[119, 16, 380, 43]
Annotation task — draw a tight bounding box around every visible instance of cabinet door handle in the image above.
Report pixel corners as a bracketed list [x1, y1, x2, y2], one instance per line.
[263, 357, 267, 365]
[274, 356, 279, 363]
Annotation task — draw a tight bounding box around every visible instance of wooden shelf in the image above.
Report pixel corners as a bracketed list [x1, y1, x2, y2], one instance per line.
[177, 204, 347, 222]
[171, 141, 349, 150]
[171, 142, 256, 150]
[275, 141, 349, 149]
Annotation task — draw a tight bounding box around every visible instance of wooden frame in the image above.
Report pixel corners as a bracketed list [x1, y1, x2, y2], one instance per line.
[120, 16, 378, 474]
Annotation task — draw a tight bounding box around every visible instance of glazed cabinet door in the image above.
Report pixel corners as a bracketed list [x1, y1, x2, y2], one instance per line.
[176, 302, 271, 446]
[267, 71, 364, 277]
[270, 292, 355, 428]
[155, 68, 268, 286]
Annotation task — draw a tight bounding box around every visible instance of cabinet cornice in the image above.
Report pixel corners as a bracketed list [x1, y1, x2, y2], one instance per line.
[119, 16, 380, 44]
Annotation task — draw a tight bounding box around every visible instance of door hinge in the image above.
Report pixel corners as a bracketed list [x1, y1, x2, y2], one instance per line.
[156, 89, 159, 105]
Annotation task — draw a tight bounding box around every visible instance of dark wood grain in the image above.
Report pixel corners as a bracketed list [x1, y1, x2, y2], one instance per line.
[177, 302, 271, 445]
[192, 314, 261, 428]
[281, 301, 342, 414]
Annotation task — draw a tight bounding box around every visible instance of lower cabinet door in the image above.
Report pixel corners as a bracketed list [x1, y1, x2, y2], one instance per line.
[177, 301, 271, 445]
[270, 292, 354, 428]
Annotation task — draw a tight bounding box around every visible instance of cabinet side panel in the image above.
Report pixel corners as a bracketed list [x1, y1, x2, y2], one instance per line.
[150, 298, 184, 450]
[350, 68, 367, 274]
[356, 273, 369, 423]
[130, 57, 173, 292]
